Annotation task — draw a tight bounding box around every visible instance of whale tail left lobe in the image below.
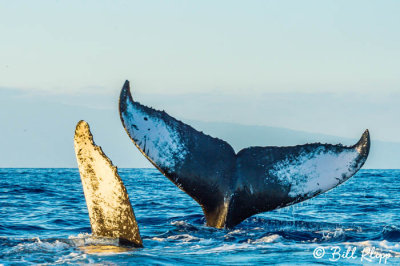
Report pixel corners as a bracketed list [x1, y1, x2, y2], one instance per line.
[74, 120, 142, 247]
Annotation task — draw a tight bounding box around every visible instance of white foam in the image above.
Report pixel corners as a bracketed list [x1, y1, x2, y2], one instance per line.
[11, 237, 69, 253]
[151, 237, 165, 242]
[225, 229, 244, 236]
[167, 234, 200, 242]
[55, 253, 89, 264]
[249, 234, 280, 244]
[68, 234, 119, 247]
[171, 221, 188, 226]
[318, 228, 345, 240]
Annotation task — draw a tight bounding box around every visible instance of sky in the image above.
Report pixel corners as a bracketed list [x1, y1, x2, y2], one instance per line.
[0, 1, 399, 167]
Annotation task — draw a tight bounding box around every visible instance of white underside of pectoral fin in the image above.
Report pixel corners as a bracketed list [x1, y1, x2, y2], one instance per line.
[74, 120, 142, 247]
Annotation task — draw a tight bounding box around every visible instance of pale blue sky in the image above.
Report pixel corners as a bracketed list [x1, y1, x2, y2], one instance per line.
[1, 1, 399, 94]
[0, 1, 399, 167]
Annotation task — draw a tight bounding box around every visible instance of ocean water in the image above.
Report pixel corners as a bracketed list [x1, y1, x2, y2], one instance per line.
[1, 168, 399, 265]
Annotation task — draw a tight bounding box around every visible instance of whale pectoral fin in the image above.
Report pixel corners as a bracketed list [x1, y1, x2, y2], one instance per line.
[119, 81, 236, 226]
[228, 130, 370, 228]
[74, 120, 142, 247]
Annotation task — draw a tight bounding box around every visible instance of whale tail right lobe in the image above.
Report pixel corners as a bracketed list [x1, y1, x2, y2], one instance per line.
[74, 120, 142, 247]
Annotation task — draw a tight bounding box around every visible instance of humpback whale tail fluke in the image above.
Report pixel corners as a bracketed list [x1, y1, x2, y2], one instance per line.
[119, 80, 371, 229]
[74, 120, 142, 247]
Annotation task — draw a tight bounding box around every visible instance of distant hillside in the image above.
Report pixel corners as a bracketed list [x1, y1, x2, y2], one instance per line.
[0, 88, 398, 168]
[188, 120, 400, 169]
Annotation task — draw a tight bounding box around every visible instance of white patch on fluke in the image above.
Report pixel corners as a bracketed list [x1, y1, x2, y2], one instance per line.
[269, 147, 360, 197]
[122, 98, 188, 170]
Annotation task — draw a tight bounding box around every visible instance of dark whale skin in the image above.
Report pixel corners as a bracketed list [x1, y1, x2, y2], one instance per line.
[119, 80, 370, 229]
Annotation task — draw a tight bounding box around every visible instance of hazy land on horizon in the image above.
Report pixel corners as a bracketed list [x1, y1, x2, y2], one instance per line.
[0, 88, 398, 169]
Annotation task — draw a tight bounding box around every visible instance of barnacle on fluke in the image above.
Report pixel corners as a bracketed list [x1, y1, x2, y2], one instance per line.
[119, 80, 370, 229]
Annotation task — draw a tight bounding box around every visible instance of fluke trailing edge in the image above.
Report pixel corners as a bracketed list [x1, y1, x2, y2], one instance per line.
[119, 80, 370, 229]
[74, 120, 142, 247]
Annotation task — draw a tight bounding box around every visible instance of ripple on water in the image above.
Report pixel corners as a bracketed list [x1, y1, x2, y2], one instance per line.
[1, 169, 400, 265]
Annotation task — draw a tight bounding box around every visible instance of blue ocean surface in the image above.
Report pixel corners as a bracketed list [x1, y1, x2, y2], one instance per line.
[1, 168, 399, 265]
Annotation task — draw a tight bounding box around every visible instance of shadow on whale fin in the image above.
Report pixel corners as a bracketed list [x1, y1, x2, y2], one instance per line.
[119, 80, 370, 229]
[74, 120, 142, 247]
